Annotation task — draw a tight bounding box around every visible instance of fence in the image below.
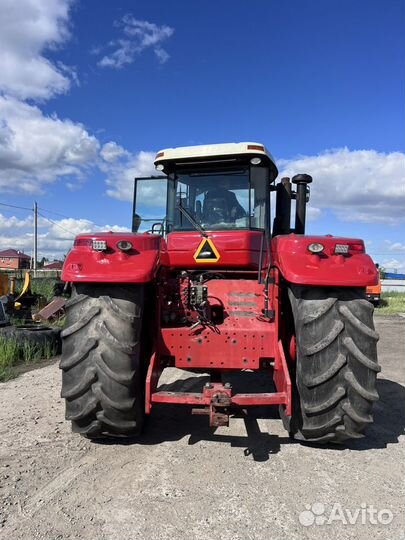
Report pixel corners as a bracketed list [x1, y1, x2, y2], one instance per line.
[1, 269, 62, 280]
[381, 279, 405, 293]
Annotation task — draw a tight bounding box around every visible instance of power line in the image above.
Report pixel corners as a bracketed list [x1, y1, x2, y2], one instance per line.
[39, 206, 105, 229]
[0, 203, 105, 235]
[0, 202, 33, 211]
[0, 207, 33, 217]
[1, 201, 98, 226]
[36, 211, 76, 238]
[38, 206, 73, 220]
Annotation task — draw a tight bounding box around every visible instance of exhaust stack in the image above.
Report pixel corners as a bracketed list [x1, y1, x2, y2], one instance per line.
[292, 174, 312, 234]
[273, 177, 292, 237]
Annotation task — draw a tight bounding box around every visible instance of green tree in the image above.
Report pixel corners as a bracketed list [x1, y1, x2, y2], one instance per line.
[38, 256, 49, 269]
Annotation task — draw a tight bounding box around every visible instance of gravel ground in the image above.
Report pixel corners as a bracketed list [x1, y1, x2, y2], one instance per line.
[0, 315, 404, 540]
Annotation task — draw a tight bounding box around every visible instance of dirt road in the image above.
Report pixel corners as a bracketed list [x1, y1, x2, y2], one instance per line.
[1, 316, 404, 540]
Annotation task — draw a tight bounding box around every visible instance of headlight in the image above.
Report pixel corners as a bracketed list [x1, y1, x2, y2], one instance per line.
[116, 240, 132, 251]
[308, 242, 324, 253]
[250, 157, 262, 165]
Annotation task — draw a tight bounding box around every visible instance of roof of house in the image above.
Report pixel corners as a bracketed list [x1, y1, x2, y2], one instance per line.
[0, 249, 31, 260]
[44, 261, 63, 269]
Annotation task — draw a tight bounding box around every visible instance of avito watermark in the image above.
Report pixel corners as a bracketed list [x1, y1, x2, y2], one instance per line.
[299, 502, 394, 527]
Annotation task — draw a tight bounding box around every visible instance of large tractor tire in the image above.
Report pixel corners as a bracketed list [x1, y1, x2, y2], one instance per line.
[286, 285, 380, 444]
[60, 283, 145, 439]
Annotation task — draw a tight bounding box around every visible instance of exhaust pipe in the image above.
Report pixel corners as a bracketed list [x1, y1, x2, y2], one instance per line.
[292, 174, 312, 234]
[273, 177, 292, 236]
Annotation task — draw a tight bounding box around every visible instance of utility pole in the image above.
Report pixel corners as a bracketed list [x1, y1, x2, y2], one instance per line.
[33, 201, 38, 273]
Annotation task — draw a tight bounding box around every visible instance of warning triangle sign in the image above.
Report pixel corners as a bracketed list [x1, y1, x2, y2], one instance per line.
[193, 238, 220, 263]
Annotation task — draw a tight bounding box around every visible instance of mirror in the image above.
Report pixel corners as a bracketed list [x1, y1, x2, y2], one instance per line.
[133, 177, 167, 233]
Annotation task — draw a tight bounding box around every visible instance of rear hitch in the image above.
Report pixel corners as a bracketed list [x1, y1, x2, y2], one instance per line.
[191, 383, 232, 427]
[147, 343, 291, 420]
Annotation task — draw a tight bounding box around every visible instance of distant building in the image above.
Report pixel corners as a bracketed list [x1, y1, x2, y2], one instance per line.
[0, 249, 31, 270]
[43, 261, 63, 270]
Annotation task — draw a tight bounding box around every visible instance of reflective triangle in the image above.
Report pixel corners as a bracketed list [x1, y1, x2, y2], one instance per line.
[193, 238, 220, 263]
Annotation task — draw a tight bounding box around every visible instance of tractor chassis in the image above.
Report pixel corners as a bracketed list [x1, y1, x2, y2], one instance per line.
[145, 340, 292, 427]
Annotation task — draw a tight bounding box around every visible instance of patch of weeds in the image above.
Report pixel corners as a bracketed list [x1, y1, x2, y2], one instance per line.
[0, 335, 59, 382]
[375, 292, 405, 315]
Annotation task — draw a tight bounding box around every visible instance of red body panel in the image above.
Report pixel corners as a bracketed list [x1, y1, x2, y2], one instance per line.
[272, 234, 378, 287]
[158, 280, 275, 370]
[165, 231, 263, 269]
[63, 230, 378, 287]
[62, 232, 162, 283]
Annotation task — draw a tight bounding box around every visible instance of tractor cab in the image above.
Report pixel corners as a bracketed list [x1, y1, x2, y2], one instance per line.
[132, 143, 278, 236]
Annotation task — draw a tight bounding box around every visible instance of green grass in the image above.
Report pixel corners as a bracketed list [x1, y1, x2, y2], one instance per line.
[0, 336, 59, 382]
[31, 278, 59, 300]
[15, 277, 58, 301]
[375, 291, 405, 315]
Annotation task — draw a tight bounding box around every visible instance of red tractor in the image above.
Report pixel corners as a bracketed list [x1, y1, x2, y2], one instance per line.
[60, 142, 380, 444]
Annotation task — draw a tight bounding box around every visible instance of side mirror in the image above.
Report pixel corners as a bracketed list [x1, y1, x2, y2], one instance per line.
[132, 213, 141, 233]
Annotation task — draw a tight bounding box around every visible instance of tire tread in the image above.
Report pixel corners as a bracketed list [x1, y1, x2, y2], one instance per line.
[288, 285, 380, 443]
[60, 283, 145, 439]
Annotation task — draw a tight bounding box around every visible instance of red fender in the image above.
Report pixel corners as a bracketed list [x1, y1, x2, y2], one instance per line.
[62, 232, 164, 283]
[271, 234, 378, 287]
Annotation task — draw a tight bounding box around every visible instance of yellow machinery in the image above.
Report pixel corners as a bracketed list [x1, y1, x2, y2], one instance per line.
[0, 272, 32, 310]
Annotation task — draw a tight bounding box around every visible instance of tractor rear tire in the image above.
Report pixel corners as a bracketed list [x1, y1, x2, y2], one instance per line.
[60, 283, 145, 439]
[287, 285, 380, 444]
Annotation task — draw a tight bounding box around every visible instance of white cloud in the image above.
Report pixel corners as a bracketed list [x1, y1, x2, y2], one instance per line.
[381, 258, 405, 272]
[104, 150, 158, 202]
[306, 206, 322, 221]
[0, 95, 99, 193]
[0, 0, 74, 101]
[0, 212, 129, 260]
[104, 147, 405, 229]
[97, 15, 174, 69]
[100, 141, 129, 163]
[0, 0, 100, 194]
[270, 192, 322, 224]
[0, 214, 32, 229]
[0, 2, 167, 241]
[154, 47, 170, 64]
[46, 217, 128, 240]
[0, 6, 173, 197]
[387, 241, 405, 252]
[280, 148, 405, 224]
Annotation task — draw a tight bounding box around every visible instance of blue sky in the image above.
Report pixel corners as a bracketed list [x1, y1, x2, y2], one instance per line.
[0, 0, 404, 269]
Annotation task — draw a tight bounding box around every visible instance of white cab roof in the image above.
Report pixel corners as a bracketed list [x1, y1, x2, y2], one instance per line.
[155, 142, 276, 166]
